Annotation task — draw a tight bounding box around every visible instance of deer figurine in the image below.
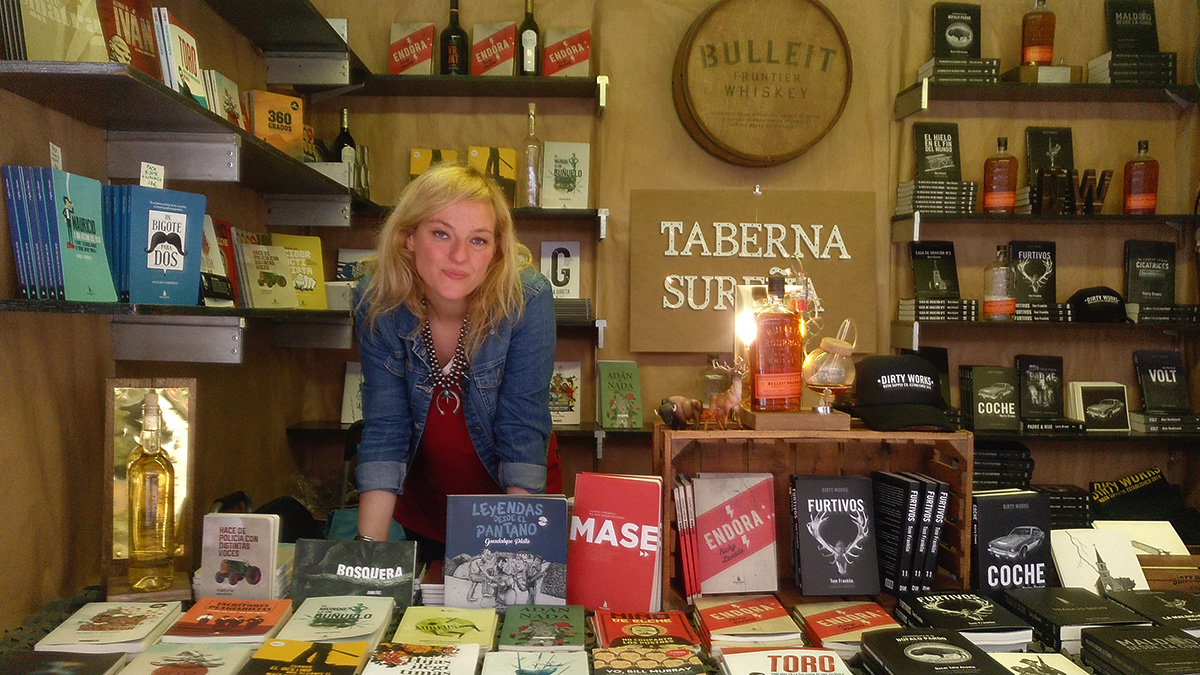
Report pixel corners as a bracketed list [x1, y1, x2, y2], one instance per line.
[701, 359, 746, 430]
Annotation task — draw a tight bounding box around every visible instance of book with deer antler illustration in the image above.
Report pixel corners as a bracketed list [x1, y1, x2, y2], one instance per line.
[790, 475, 880, 596]
[1009, 241, 1056, 304]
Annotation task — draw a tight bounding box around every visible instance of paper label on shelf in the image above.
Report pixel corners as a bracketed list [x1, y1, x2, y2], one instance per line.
[140, 162, 165, 189]
[49, 142, 62, 170]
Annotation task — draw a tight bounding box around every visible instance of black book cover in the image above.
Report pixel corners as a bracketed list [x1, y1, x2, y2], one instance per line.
[1106, 590, 1200, 636]
[909, 241, 960, 300]
[861, 627, 1009, 675]
[972, 491, 1051, 596]
[1009, 241, 1056, 304]
[1076, 383, 1131, 432]
[792, 475, 881, 596]
[1001, 587, 1146, 650]
[913, 122, 963, 181]
[1015, 354, 1065, 419]
[1105, 0, 1159, 54]
[292, 538, 418, 608]
[902, 346, 952, 407]
[932, 2, 982, 59]
[1124, 240, 1175, 306]
[1133, 350, 1191, 413]
[1082, 625, 1200, 675]
[970, 366, 1021, 432]
[872, 471, 923, 595]
[896, 590, 1032, 635]
[1024, 126, 1075, 186]
[900, 473, 936, 593]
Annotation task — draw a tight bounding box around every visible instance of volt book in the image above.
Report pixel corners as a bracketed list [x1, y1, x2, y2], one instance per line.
[790, 475, 880, 596]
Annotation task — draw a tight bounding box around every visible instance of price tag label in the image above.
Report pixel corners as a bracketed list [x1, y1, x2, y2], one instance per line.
[49, 142, 62, 170]
[140, 162, 165, 189]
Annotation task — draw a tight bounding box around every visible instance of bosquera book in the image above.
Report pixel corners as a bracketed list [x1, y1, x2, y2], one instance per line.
[791, 475, 880, 596]
[290, 538, 417, 609]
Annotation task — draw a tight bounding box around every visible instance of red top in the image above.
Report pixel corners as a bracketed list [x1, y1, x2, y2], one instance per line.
[392, 384, 562, 542]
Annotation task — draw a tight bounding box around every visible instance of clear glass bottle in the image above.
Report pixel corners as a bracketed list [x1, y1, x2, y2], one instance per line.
[439, 0, 470, 75]
[331, 108, 355, 164]
[356, 145, 370, 200]
[982, 136, 1017, 214]
[1021, 0, 1055, 66]
[518, 102, 542, 208]
[1123, 140, 1159, 216]
[517, 0, 541, 76]
[128, 391, 175, 591]
[749, 276, 805, 412]
[983, 245, 1017, 321]
[699, 353, 731, 401]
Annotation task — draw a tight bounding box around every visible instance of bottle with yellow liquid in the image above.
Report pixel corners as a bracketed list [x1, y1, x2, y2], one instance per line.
[128, 390, 175, 591]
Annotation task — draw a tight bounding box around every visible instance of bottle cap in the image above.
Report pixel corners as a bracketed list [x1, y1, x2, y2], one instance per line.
[142, 391, 159, 430]
[767, 276, 785, 297]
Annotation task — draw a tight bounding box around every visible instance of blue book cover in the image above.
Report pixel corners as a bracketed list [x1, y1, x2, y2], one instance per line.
[118, 185, 131, 302]
[21, 167, 51, 300]
[3, 166, 33, 299]
[444, 494, 569, 611]
[126, 185, 207, 305]
[48, 169, 115, 302]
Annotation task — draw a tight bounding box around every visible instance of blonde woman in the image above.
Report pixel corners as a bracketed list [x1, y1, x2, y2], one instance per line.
[353, 162, 558, 562]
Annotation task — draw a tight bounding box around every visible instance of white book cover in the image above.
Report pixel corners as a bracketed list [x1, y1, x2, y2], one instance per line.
[1092, 520, 1190, 555]
[207, 70, 248, 131]
[364, 643, 481, 675]
[482, 650, 588, 675]
[121, 642, 254, 675]
[1050, 528, 1150, 594]
[342, 362, 364, 424]
[540, 142, 589, 209]
[35, 601, 183, 653]
[276, 596, 395, 647]
[721, 648, 853, 675]
[988, 651, 1089, 675]
[550, 362, 581, 426]
[540, 241, 580, 299]
[199, 513, 280, 600]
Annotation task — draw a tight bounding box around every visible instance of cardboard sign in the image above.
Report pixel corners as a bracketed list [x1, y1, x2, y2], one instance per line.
[629, 189, 876, 354]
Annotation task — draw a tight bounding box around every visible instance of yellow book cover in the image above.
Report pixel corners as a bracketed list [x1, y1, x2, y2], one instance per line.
[409, 148, 460, 181]
[268, 233, 328, 310]
[247, 90, 305, 159]
[467, 146, 516, 204]
[241, 639, 368, 675]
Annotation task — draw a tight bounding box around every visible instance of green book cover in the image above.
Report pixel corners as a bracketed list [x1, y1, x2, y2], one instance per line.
[497, 604, 586, 651]
[49, 169, 117, 302]
[597, 360, 641, 429]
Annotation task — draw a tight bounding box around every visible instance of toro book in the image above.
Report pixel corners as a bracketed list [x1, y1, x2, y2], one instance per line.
[443, 494, 569, 610]
[160, 597, 292, 643]
[721, 648, 852, 675]
[497, 604, 585, 651]
[34, 601, 183, 653]
[971, 490, 1051, 596]
[791, 475, 880, 596]
[291, 538, 417, 609]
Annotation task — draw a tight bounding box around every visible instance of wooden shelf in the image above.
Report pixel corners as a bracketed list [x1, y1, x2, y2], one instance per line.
[975, 430, 1200, 443]
[892, 319, 1199, 350]
[514, 208, 608, 240]
[891, 212, 1200, 242]
[894, 79, 1200, 119]
[347, 75, 601, 99]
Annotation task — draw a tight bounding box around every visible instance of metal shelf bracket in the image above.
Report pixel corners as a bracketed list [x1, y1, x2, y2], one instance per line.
[597, 208, 609, 241]
[107, 131, 240, 182]
[266, 51, 351, 86]
[112, 315, 244, 363]
[265, 194, 352, 227]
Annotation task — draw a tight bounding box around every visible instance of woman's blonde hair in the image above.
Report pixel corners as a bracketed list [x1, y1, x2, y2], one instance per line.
[358, 162, 526, 356]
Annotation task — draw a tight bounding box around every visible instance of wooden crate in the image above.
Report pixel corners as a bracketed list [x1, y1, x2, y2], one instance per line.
[653, 425, 974, 608]
[1138, 554, 1200, 592]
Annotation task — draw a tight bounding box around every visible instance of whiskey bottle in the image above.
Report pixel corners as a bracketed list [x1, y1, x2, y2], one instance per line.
[982, 136, 1017, 214]
[1021, 0, 1055, 66]
[749, 276, 804, 412]
[983, 245, 1016, 321]
[331, 108, 356, 164]
[128, 390, 175, 591]
[517, 0, 541, 76]
[1123, 140, 1158, 216]
[440, 0, 470, 75]
[517, 102, 542, 208]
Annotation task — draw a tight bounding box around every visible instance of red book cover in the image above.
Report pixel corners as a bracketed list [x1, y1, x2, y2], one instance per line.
[692, 473, 778, 594]
[592, 610, 700, 649]
[567, 472, 663, 612]
[388, 23, 434, 75]
[210, 218, 241, 307]
[542, 28, 591, 77]
[793, 601, 897, 646]
[161, 597, 293, 643]
[95, 0, 162, 81]
[470, 22, 515, 76]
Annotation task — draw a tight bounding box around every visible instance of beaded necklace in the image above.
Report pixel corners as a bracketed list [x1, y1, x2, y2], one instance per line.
[420, 311, 470, 415]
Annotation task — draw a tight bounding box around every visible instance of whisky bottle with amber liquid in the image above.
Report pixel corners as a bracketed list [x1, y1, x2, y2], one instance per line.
[982, 137, 1017, 214]
[1123, 140, 1158, 215]
[749, 276, 804, 412]
[128, 390, 175, 591]
[1021, 0, 1055, 65]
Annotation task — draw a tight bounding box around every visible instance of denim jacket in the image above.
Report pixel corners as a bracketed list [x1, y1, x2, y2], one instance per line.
[353, 266, 556, 497]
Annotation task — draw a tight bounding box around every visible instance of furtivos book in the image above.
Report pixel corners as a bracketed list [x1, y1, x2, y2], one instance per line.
[909, 241, 960, 300]
[692, 473, 778, 595]
[791, 475, 880, 596]
[1009, 241, 1056, 304]
[443, 494, 569, 610]
[291, 539, 418, 609]
[913, 122, 962, 181]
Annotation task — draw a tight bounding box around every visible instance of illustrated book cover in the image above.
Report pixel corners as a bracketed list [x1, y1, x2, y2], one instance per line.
[160, 597, 292, 643]
[971, 490, 1051, 596]
[245, 90, 305, 160]
[388, 23, 435, 75]
[543, 28, 591, 77]
[791, 475, 880, 596]
[1093, 519, 1189, 555]
[158, 8, 206, 108]
[1133, 350, 1191, 413]
[267, 233, 328, 310]
[967, 366, 1021, 432]
[909, 240, 960, 300]
[912, 122, 962, 181]
[200, 215, 235, 307]
[1050, 528, 1150, 594]
[443, 494, 569, 610]
[467, 146, 517, 204]
[47, 169, 117, 303]
[931, 3, 982, 59]
[291, 539, 417, 610]
[119, 642, 252, 675]
[195, 512, 280, 601]
[691, 472, 777, 595]
[34, 601, 183, 653]
[591, 610, 700, 650]
[860, 627, 1008, 675]
[497, 604, 585, 651]
[792, 600, 898, 650]
[391, 606, 498, 653]
[541, 142, 589, 209]
[1, 651, 126, 675]
[1015, 355, 1065, 420]
[597, 361, 642, 429]
[549, 361, 581, 426]
[409, 149, 460, 181]
[998, 587, 1147, 654]
[1068, 381, 1131, 432]
[19, 0, 108, 62]
[125, 185, 206, 305]
[95, 0, 160, 80]
[470, 22, 516, 76]
[482, 650, 588, 675]
[275, 596, 395, 649]
[238, 638, 369, 675]
[566, 472, 663, 612]
[1105, 0, 1159, 54]
[541, 241, 581, 299]
[1009, 241, 1056, 304]
[1024, 126, 1075, 186]
[362, 643, 480, 675]
[591, 646, 704, 675]
[237, 242, 299, 309]
[894, 591, 1032, 648]
[341, 362, 364, 425]
[204, 69, 249, 130]
[989, 652, 1089, 675]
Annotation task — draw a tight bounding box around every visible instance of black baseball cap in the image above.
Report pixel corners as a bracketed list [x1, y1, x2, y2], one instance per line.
[853, 355, 954, 431]
[1067, 286, 1130, 323]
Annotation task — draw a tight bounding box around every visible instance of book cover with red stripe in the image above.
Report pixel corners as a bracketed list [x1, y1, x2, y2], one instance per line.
[692, 473, 777, 594]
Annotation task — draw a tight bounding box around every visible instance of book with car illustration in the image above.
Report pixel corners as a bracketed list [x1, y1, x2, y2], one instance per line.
[1068, 382, 1130, 432]
[971, 489, 1052, 596]
[959, 366, 1020, 432]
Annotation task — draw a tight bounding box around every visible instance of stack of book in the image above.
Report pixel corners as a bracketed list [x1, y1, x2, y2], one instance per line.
[1132, 350, 1200, 433]
[792, 600, 898, 662]
[719, 648, 852, 675]
[1013, 302, 1072, 322]
[1106, 590, 1200, 637]
[674, 473, 777, 600]
[959, 365, 1021, 434]
[916, 57, 1000, 84]
[34, 601, 184, 654]
[1030, 483, 1092, 529]
[1087, 51, 1177, 84]
[973, 442, 1034, 490]
[160, 597, 293, 645]
[860, 628, 1007, 675]
[276, 595, 396, 653]
[895, 180, 978, 216]
[944, 407, 971, 430]
[1081, 625, 1200, 675]
[1015, 185, 1034, 214]
[553, 298, 593, 323]
[691, 595, 807, 656]
[898, 298, 978, 322]
[893, 590, 1034, 652]
[591, 610, 701, 652]
[418, 560, 445, 606]
[1000, 587, 1148, 655]
[1127, 304, 1200, 323]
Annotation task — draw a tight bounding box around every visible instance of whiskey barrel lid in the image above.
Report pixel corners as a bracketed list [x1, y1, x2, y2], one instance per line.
[672, 0, 852, 167]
